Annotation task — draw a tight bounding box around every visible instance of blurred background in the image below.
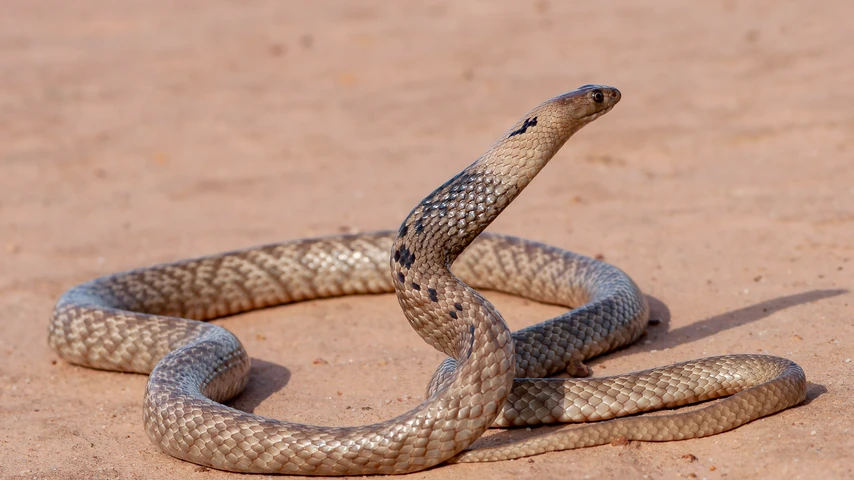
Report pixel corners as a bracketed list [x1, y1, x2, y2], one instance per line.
[1, 1, 852, 479]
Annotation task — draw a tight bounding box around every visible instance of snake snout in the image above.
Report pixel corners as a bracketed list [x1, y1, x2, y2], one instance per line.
[606, 87, 621, 102]
[581, 85, 620, 106]
[561, 84, 621, 122]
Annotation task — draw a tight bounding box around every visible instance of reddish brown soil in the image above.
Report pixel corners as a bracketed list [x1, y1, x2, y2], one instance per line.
[2, 1, 852, 479]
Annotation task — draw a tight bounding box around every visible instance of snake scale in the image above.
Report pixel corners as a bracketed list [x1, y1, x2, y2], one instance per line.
[48, 85, 806, 475]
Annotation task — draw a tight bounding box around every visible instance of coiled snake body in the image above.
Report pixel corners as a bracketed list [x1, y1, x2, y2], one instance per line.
[48, 85, 806, 475]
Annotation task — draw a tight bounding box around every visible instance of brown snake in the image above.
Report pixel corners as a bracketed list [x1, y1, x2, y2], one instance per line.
[48, 85, 807, 475]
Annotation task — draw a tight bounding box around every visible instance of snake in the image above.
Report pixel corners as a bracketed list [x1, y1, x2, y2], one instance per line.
[48, 85, 807, 475]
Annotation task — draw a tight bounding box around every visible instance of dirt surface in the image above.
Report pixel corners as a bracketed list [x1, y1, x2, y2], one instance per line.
[2, 1, 852, 479]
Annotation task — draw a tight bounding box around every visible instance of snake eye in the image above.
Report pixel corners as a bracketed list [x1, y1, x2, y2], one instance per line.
[592, 90, 605, 103]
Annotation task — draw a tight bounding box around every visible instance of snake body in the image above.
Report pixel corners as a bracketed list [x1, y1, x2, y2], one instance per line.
[48, 85, 806, 475]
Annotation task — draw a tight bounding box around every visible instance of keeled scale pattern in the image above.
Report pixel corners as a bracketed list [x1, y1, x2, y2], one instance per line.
[48, 86, 806, 474]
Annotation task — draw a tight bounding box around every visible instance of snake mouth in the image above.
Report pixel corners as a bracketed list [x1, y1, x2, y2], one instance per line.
[581, 105, 615, 121]
[577, 103, 617, 124]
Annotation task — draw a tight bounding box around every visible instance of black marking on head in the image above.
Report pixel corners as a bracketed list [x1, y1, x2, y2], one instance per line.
[449, 311, 458, 320]
[508, 116, 538, 138]
[411, 282, 420, 291]
[415, 222, 424, 234]
[428, 288, 438, 302]
[394, 249, 401, 262]
[454, 303, 463, 311]
[397, 272, 405, 283]
[399, 224, 408, 237]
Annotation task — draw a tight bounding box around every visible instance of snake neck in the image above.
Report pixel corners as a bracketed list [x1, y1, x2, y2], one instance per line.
[390, 86, 619, 359]
[393, 128, 574, 268]
[391, 116, 575, 359]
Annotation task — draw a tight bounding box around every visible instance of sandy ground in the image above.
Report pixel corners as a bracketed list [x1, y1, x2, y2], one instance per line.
[1, 1, 853, 479]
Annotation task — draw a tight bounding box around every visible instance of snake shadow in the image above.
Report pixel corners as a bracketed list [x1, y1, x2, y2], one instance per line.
[228, 358, 292, 414]
[621, 289, 844, 407]
[622, 288, 847, 356]
[626, 289, 844, 405]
